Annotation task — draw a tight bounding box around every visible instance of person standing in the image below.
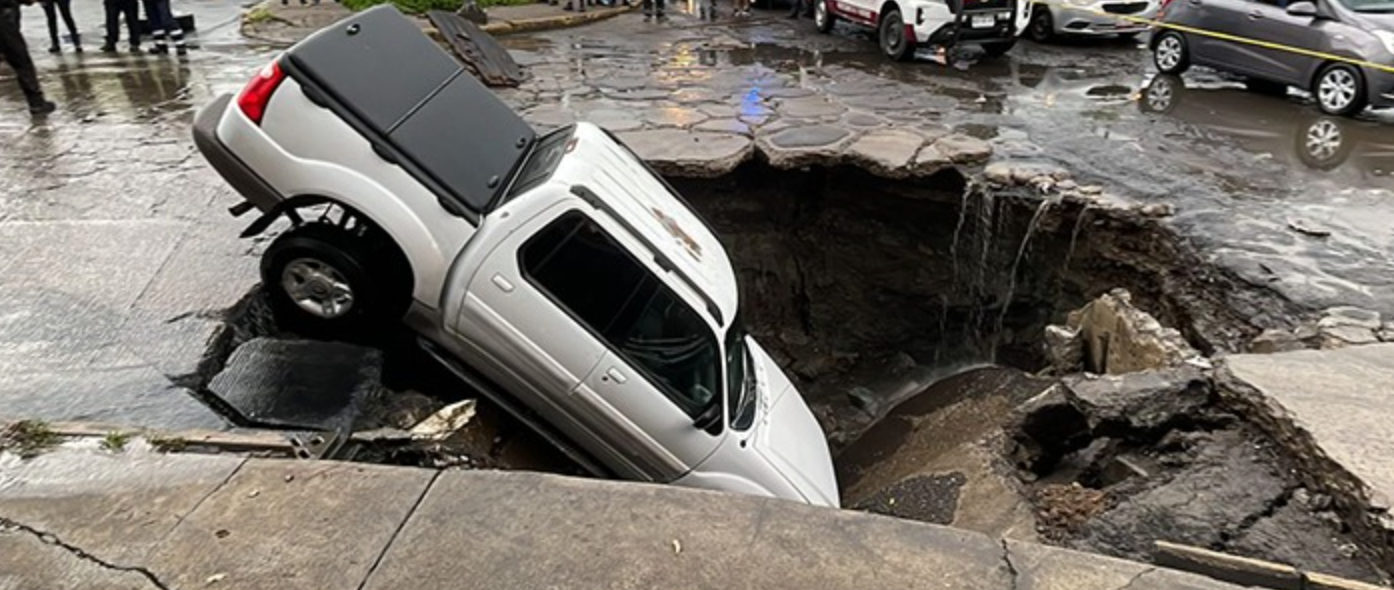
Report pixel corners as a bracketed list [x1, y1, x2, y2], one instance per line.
[788, 0, 811, 18]
[101, 0, 140, 53]
[142, 0, 186, 55]
[40, 0, 80, 53]
[641, 0, 665, 20]
[0, 0, 57, 115]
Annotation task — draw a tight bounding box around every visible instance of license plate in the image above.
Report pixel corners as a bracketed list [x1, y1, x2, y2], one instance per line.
[971, 14, 996, 28]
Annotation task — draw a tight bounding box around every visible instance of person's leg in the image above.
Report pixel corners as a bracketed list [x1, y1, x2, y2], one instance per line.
[123, 0, 140, 51]
[160, 0, 185, 55]
[57, 0, 80, 50]
[40, 1, 60, 52]
[0, 5, 54, 113]
[142, 0, 166, 53]
[102, 0, 119, 50]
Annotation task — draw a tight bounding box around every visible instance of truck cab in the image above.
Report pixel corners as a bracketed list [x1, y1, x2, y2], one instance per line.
[191, 5, 840, 507]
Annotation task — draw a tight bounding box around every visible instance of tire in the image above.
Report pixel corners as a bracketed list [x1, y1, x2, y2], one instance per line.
[1027, 4, 1053, 43]
[878, 8, 916, 62]
[1244, 78, 1288, 97]
[1140, 74, 1183, 115]
[982, 39, 1017, 57]
[1312, 62, 1367, 118]
[1295, 116, 1352, 171]
[814, 0, 836, 33]
[1152, 31, 1189, 75]
[260, 220, 410, 339]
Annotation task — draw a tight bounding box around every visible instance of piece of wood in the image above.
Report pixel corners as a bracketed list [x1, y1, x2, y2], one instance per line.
[427, 10, 527, 88]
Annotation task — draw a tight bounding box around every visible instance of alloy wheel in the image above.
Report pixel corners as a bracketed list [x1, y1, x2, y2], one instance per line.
[1318, 68, 1357, 113]
[282, 257, 355, 319]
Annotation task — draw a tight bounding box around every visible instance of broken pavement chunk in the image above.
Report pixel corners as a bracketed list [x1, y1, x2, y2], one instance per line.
[208, 338, 384, 433]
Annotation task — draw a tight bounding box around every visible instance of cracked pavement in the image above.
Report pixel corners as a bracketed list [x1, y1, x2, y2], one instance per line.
[0, 444, 1254, 590]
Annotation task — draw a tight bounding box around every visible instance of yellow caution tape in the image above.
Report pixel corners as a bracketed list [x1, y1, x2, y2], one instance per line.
[1025, 0, 1394, 75]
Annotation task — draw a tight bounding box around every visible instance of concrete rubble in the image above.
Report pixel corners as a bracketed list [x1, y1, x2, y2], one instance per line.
[1045, 288, 1205, 376]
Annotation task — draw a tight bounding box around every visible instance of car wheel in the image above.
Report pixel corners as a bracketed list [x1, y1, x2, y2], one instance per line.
[982, 39, 1017, 57]
[1152, 31, 1189, 75]
[878, 8, 916, 62]
[815, 0, 836, 33]
[1313, 63, 1367, 117]
[1295, 116, 1352, 171]
[261, 220, 409, 338]
[1140, 74, 1183, 114]
[1027, 4, 1053, 42]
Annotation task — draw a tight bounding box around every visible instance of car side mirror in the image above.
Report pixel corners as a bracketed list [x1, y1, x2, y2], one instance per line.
[693, 402, 723, 436]
[1286, 1, 1318, 17]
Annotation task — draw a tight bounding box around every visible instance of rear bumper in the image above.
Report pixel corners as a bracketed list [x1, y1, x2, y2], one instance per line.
[191, 93, 285, 213]
[1051, 4, 1154, 34]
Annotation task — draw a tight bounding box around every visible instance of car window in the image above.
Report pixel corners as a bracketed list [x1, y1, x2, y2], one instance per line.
[520, 210, 720, 418]
[520, 211, 648, 336]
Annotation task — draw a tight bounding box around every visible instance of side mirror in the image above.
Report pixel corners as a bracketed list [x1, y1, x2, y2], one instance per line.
[1286, 1, 1318, 17]
[693, 401, 724, 436]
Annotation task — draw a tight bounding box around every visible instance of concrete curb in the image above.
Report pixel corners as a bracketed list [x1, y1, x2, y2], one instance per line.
[480, 4, 637, 35]
[1155, 541, 1388, 590]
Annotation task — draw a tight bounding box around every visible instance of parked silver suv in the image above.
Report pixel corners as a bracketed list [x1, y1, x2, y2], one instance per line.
[1149, 0, 1394, 116]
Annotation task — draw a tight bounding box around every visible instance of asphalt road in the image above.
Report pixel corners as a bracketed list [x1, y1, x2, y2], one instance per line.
[0, 0, 1389, 428]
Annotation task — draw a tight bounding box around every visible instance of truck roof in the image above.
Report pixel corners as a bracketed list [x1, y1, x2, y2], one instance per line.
[279, 4, 536, 220]
[560, 124, 740, 329]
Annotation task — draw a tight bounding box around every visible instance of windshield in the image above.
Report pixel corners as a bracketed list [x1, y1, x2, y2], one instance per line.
[1335, 0, 1394, 12]
[726, 321, 757, 431]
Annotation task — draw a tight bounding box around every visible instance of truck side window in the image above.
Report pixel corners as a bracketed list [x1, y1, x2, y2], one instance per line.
[520, 211, 647, 336]
[520, 211, 720, 418]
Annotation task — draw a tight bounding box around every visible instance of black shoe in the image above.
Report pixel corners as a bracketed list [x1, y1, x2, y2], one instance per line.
[129, 44, 141, 53]
[148, 45, 169, 55]
[175, 45, 187, 56]
[100, 43, 116, 52]
[29, 100, 57, 116]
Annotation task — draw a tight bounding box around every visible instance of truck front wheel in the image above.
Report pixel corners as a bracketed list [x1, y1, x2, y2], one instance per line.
[878, 8, 916, 62]
[260, 220, 409, 338]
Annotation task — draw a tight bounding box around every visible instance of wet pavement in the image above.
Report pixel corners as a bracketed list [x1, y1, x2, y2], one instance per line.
[0, 0, 1391, 430]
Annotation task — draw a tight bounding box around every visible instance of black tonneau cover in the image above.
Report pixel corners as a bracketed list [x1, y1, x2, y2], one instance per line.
[281, 5, 536, 219]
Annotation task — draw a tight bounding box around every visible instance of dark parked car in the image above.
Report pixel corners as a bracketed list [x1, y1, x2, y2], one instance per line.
[1148, 0, 1394, 116]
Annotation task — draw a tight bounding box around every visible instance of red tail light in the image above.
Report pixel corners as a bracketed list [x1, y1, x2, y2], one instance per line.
[236, 60, 286, 125]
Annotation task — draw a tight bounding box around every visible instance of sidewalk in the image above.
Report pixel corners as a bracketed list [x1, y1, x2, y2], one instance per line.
[0, 442, 1245, 590]
[239, 0, 634, 46]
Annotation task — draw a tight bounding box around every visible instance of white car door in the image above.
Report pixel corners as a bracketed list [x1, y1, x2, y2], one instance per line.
[564, 211, 727, 482]
[456, 203, 637, 474]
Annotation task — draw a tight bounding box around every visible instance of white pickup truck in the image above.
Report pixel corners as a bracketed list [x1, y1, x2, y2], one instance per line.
[815, 0, 1031, 61]
[191, 5, 839, 507]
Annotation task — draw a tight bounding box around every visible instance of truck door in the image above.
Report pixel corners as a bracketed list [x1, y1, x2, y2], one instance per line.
[455, 203, 641, 476]
[571, 216, 727, 483]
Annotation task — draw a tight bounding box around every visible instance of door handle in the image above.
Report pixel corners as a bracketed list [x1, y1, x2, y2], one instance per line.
[1248, 9, 1263, 17]
[602, 367, 628, 384]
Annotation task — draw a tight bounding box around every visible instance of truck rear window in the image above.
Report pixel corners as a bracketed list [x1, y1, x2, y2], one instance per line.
[503, 125, 575, 205]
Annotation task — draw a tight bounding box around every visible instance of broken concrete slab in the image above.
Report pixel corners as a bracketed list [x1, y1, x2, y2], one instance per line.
[1006, 538, 1239, 590]
[144, 460, 434, 590]
[615, 129, 753, 177]
[1047, 288, 1202, 375]
[207, 338, 384, 432]
[0, 527, 156, 590]
[0, 442, 243, 566]
[1061, 367, 1211, 433]
[1219, 344, 1394, 572]
[844, 129, 926, 178]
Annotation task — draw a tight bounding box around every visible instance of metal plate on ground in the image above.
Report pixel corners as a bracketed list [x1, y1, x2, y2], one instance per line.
[208, 338, 384, 433]
[427, 10, 527, 88]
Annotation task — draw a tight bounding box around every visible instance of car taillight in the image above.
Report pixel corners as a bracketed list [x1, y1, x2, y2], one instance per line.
[236, 60, 286, 125]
